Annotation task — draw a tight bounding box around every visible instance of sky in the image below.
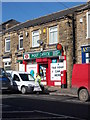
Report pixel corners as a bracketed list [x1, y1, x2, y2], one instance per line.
[2, 2, 86, 23]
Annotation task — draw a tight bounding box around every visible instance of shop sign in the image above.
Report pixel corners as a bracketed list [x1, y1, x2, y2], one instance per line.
[24, 54, 30, 60]
[51, 63, 64, 81]
[23, 50, 61, 60]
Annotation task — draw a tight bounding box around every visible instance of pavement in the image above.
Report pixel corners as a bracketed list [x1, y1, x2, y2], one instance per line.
[44, 86, 78, 97]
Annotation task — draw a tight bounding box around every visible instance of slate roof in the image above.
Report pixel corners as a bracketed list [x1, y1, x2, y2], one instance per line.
[3, 3, 89, 34]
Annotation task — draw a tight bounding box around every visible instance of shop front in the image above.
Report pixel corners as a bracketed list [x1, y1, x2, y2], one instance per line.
[23, 50, 66, 86]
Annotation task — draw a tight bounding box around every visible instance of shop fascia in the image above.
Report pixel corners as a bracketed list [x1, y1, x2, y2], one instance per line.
[23, 50, 61, 60]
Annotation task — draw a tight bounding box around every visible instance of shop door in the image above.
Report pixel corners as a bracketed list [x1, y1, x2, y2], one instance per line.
[39, 64, 48, 82]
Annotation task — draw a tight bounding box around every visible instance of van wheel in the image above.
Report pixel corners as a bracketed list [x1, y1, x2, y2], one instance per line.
[21, 86, 27, 94]
[79, 89, 89, 102]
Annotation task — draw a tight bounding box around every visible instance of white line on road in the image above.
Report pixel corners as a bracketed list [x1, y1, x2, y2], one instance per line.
[2, 110, 86, 120]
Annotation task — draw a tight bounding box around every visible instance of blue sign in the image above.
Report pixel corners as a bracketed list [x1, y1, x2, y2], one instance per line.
[52, 59, 57, 63]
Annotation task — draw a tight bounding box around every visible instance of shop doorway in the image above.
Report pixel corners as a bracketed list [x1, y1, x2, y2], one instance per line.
[39, 64, 48, 82]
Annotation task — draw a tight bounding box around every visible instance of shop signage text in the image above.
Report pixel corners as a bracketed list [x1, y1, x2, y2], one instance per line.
[23, 50, 61, 60]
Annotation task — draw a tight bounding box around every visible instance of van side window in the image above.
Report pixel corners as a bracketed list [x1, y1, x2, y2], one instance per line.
[13, 74, 20, 81]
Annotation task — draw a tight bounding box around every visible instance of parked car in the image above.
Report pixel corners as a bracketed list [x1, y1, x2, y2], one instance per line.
[0, 68, 11, 91]
[6, 71, 42, 94]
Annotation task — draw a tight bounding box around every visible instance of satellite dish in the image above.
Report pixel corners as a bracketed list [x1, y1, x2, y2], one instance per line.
[37, 40, 44, 45]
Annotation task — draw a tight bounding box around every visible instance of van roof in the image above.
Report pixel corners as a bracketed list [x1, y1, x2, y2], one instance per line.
[7, 70, 29, 74]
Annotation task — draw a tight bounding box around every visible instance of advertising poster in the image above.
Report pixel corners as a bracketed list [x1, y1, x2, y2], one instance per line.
[51, 63, 64, 81]
[27, 64, 37, 78]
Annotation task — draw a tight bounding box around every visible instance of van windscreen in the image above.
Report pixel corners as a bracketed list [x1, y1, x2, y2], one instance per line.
[19, 74, 35, 81]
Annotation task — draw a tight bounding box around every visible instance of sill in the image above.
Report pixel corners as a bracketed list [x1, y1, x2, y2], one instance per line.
[30, 46, 39, 49]
[86, 36, 90, 39]
[47, 43, 57, 46]
[4, 51, 10, 54]
[19, 48, 23, 50]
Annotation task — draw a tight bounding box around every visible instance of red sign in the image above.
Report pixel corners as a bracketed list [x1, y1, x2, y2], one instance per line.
[24, 54, 29, 59]
[56, 43, 62, 50]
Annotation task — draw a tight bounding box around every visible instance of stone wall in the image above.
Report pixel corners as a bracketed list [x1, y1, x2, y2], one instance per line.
[75, 10, 90, 64]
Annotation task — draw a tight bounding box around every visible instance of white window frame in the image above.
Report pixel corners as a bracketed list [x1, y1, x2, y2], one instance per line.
[5, 37, 10, 52]
[86, 11, 90, 39]
[32, 30, 39, 47]
[49, 26, 58, 45]
[19, 34, 23, 50]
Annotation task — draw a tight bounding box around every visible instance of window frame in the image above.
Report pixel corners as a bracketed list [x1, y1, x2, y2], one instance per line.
[32, 30, 40, 48]
[19, 34, 23, 50]
[49, 26, 58, 45]
[5, 37, 10, 52]
[86, 11, 90, 39]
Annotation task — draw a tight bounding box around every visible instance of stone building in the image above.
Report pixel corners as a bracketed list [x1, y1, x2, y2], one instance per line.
[0, 19, 20, 67]
[0, 2, 90, 88]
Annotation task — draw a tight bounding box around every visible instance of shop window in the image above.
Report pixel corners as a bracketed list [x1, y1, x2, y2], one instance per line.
[5, 37, 10, 52]
[81, 46, 90, 63]
[86, 52, 90, 63]
[87, 12, 90, 38]
[19, 34, 23, 50]
[49, 26, 58, 45]
[32, 30, 39, 47]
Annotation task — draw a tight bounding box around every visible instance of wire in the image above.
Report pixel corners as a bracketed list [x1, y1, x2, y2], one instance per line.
[55, 0, 70, 9]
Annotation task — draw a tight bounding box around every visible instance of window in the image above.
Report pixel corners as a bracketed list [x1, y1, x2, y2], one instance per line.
[32, 30, 39, 47]
[13, 74, 20, 81]
[19, 74, 35, 81]
[49, 26, 58, 44]
[5, 37, 10, 52]
[19, 34, 23, 50]
[86, 52, 90, 63]
[4, 61, 11, 70]
[87, 12, 90, 38]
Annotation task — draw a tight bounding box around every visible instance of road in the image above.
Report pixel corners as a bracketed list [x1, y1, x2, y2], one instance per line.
[1, 93, 90, 120]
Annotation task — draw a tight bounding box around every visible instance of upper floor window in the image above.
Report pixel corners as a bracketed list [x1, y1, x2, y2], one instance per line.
[19, 34, 23, 50]
[32, 30, 39, 47]
[5, 37, 10, 52]
[49, 26, 58, 45]
[87, 12, 90, 38]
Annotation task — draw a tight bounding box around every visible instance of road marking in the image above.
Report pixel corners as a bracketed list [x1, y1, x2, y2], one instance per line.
[2, 110, 86, 120]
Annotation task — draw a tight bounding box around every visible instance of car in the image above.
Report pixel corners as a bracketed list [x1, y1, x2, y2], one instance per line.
[0, 68, 11, 91]
[6, 71, 42, 94]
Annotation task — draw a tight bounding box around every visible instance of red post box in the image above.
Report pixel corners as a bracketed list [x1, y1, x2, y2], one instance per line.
[61, 70, 67, 88]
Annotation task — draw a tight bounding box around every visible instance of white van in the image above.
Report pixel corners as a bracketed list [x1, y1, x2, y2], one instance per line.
[6, 71, 42, 94]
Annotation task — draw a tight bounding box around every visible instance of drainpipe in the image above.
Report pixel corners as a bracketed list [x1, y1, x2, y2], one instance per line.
[72, 14, 76, 64]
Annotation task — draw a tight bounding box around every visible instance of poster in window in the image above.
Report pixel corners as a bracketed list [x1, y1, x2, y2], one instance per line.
[51, 63, 64, 81]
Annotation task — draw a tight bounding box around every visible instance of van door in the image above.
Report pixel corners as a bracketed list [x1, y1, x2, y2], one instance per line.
[13, 74, 21, 91]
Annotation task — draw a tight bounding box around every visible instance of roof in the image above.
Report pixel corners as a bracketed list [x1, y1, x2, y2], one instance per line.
[77, 1, 90, 12]
[3, 3, 88, 34]
[1, 19, 20, 25]
[0, 19, 20, 32]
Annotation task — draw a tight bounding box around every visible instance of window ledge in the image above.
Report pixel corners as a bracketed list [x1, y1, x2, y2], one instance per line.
[86, 36, 90, 39]
[4, 51, 11, 54]
[30, 46, 39, 49]
[47, 43, 57, 46]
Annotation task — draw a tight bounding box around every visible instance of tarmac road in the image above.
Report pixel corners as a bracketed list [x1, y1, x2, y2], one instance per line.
[1, 93, 90, 120]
